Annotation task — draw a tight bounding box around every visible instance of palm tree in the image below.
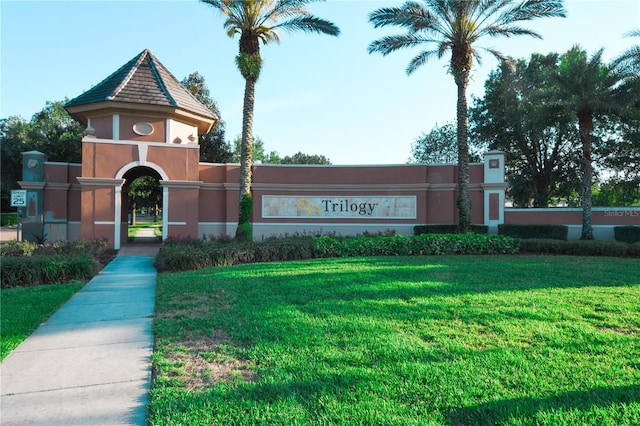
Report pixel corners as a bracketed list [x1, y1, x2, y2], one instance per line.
[201, 0, 340, 240]
[611, 30, 640, 76]
[554, 46, 629, 240]
[368, 0, 566, 232]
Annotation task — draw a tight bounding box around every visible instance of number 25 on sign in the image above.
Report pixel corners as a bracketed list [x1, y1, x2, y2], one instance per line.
[11, 190, 27, 207]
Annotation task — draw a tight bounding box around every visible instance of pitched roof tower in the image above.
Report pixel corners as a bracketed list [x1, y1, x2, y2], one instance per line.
[65, 49, 216, 135]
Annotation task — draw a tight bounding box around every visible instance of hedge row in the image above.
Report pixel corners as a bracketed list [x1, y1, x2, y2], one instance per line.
[1, 255, 100, 288]
[0, 239, 116, 288]
[615, 226, 640, 244]
[416, 224, 640, 243]
[154, 236, 314, 272]
[498, 224, 568, 240]
[313, 234, 519, 258]
[155, 233, 520, 272]
[519, 239, 640, 257]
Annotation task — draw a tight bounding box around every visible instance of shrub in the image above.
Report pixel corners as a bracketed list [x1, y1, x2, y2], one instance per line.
[155, 236, 314, 272]
[0, 239, 114, 287]
[0, 240, 38, 257]
[499, 224, 568, 240]
[519, 239, 637, 257]
[1, 254, 99, 288]
[0, 213, 18, 226]
[313, 233, 519, 258]
[414, 225, 488, 235]
[614, 226, 640, 244]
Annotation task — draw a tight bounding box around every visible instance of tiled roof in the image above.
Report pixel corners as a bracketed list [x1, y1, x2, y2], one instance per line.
[65, 49, 216, 119]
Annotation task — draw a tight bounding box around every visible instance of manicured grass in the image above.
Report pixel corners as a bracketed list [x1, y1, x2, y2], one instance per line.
[1, 211, 18, 226]
[1, 282, 85, 360]
[150, 255, 640, 425]
[128, 221, 162, 238]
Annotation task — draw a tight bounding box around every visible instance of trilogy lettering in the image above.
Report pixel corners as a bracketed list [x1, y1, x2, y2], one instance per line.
[298, 198, 379, 216]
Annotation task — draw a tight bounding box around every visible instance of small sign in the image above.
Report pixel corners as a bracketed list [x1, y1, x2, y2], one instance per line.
[11, 190, 27, 207]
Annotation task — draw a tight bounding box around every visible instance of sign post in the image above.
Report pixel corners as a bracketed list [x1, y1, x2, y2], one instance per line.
[10, 190, 27, 241]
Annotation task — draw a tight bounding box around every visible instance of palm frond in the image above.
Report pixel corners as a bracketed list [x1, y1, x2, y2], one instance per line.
[265, 0, 310, 22]
[368, 0, 567, 83]
[274, 15, 340, 36]
[611, 30, 640, 76]
[499, 0, 566, 24]
[484, 46, 509, 63]
[482, 23, 541, 38]
[406, 49, 440, 75]
[368, 33, 438, 56]
[612, 45, 640, 73]
[369, 2, 432, 30]
[258, 26, 281, 44]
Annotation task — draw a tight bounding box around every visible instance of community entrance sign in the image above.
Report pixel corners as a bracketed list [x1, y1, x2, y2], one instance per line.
[262, 196, 417, 219]
[16, 49, 518, 248]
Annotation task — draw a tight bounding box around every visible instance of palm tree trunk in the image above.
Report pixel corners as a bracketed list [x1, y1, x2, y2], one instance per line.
[236, 76, 256, 240]
[130, 201, 136, 226]
[578, 111, 594, 240]
[455, 74, 471, 233]
[239, 77, 255, 202]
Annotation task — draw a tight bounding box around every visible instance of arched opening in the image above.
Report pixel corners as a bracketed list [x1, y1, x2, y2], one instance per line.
[122, 166, 163, 244]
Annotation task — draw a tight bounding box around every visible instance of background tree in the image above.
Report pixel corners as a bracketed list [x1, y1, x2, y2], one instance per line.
[201, 0, 340, 240]
[601, 30, 640, 199]
[231, 135, 272, 163]
[181, 72, 233, 163]
[0, 101, 84, 211]
[552, 46, 628, 239]
[280, 151, 331, 164]
[470, 54, 581, 207]
[410, 122, 483, 165]
[27, 100, 84, 163]
[0, 117, 30, 211]
[368, 0, 566, 232]
[231, 136, 331, 164]
[128, 176, 162, 225]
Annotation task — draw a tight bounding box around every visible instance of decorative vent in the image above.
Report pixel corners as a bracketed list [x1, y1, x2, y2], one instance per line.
[133, 122, 154, 136]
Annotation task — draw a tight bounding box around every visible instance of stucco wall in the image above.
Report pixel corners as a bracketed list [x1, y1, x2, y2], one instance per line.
[36, 151, 638, 247]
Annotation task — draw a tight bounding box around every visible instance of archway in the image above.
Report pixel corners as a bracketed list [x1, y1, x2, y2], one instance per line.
[122, 166, 163, 245]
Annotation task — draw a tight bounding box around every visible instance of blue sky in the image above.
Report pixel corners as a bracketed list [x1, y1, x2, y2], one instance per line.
[2, 0, 638, 164]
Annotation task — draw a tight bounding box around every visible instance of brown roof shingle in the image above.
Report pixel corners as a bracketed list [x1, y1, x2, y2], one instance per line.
[65, 49, 216, 120]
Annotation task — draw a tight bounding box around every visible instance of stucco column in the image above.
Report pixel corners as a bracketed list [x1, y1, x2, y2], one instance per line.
[160, 180, 203, 240]
[76, 177, 126, 249]
[482, 151, 507, 233]
[19, 151, 47, 242]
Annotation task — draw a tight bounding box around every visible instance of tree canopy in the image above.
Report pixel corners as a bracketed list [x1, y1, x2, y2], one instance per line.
[231, 135, 331, 165]
[410, 123, 483, 165]
[181, 72, 233, 163]
[470, 44, 640, 214]
[470, 53, 581, 207]
[0, 100, 84, 211]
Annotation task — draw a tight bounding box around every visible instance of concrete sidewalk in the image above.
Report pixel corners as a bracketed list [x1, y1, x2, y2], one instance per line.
[1, 242, 160, 425]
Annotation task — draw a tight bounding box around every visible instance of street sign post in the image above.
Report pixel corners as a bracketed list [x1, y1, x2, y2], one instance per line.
[10, 190, 27, 241]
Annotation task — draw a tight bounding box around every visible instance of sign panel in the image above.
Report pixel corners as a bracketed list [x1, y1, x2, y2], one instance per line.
[262, 196, 417, 219]
[10, 190, 27, 207]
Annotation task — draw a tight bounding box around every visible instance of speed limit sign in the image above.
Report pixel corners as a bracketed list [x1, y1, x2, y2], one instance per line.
[11, 190, 27, 207]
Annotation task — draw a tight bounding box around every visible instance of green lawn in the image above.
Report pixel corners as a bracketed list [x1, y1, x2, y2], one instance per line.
[150, 255, 640, 425]
[128, 221, 162, 239]
[1, 282, 85, 360]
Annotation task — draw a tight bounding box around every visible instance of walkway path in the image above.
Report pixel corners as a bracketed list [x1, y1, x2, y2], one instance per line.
[0, 231, 160, 425]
